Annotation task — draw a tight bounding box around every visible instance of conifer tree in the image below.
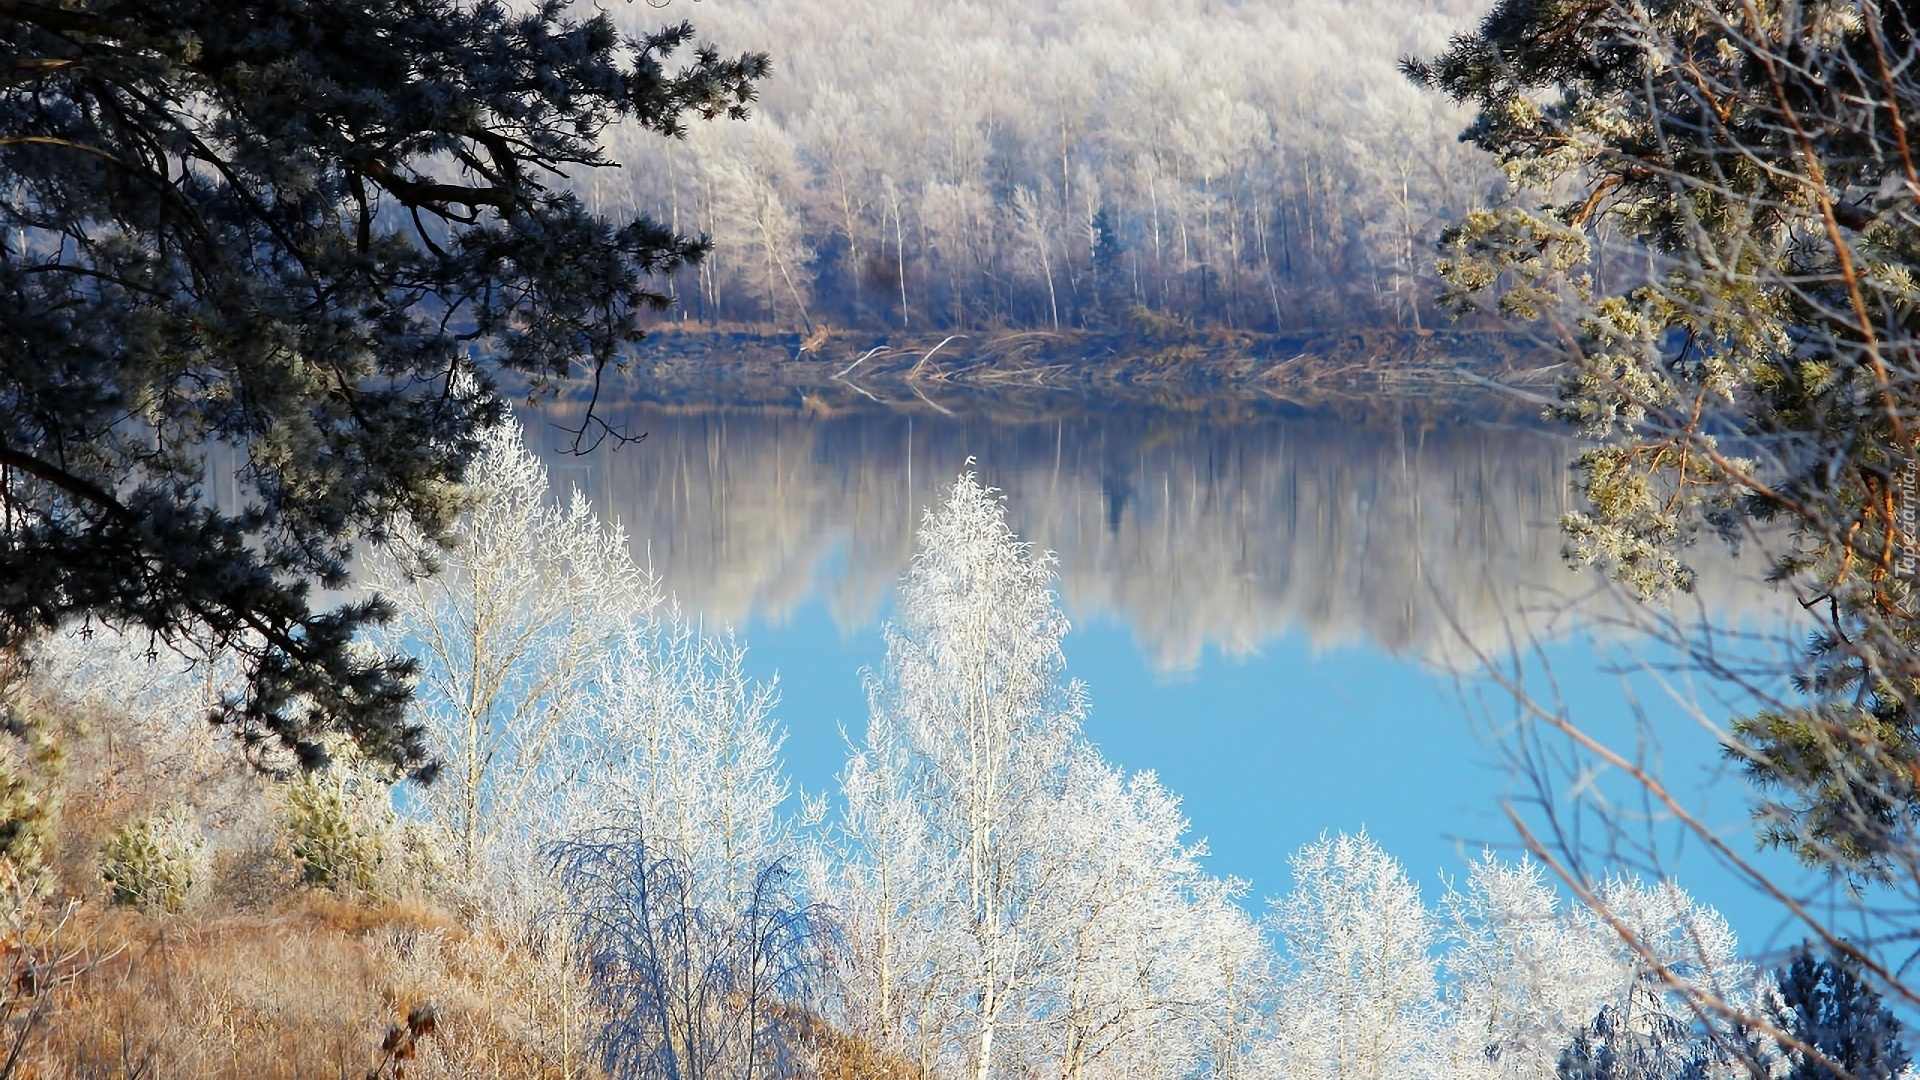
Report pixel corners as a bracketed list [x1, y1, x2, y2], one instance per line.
[0, 0, 765, 774]
[1555, 1002, 1718, 1080]
[1769, 944, 1910, 1080]
[1409, 0, 1920, 874]
[1090, 207, 1127, 326]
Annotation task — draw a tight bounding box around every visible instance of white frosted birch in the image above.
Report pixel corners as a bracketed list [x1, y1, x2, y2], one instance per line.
[571, 612, 788, 911]
[834, 472, 1267, 1080]
[1577, 872, 1755, 1027]
[1439, 854, 1624, 1080]
[1047, 758, 1271, 1080]
[1268, 831, 1441, 1080]
[365, 410, 656, 881]
[837, 472, 1087, 1080]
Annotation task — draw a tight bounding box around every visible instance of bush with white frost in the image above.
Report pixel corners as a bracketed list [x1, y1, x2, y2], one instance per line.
[100, 804, 206, 913]
[279, 752, 393, 896]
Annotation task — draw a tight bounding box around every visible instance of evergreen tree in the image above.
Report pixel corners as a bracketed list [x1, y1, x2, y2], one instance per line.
[1556, 1002, 1717, 1080]
[1090, 207, 1126, 326]
[1769, 944, 1910, 1080]
[0, 0, 765, 775]
[1409, 0, 1920, 874]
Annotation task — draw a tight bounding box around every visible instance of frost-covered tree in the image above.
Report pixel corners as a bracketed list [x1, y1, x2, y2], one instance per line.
[839, 472, 1088, 1080]
[1267, 831, 1440, 1080]
[369, 405, 802, 922]
[366, 410, 654, 877]
[1438, 856, 1760, 1080]
[24, 624, 248, 797]
[1441, 855, 1623, 1080]
[1582, 874, 1751, 1017]
[574, 615, 789, 911]
[1046, 758, 1269, 1080]
[0, 0, 765, 774]
[834, 704, 950, 1075]
[834, 473, 1259, 1080]
[1257, 842, 1757, 1080]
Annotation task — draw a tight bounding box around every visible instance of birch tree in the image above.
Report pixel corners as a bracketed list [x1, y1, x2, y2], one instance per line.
[845, 472, 1087, 1080]
[1046, 758, 1269, 1080]
[1440, 855, 1637, 1080]
[836, 706, 963, 1078]
[574, 616, 789, 912]
[834, 472, 1270, 1080]
[366, 411, 654, 879]
[1012, 185, 1063, 329]
[1268, 831, 1440, 1080]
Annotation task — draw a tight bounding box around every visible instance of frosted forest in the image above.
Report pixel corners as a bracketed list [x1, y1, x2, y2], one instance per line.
[582, 0, 1497, 332]
[11, 0, 1920, 1070]
[25, 413, 1910, 1079]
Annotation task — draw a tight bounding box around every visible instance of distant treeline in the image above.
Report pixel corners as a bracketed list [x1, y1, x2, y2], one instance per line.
[588, 0, 1498, 334]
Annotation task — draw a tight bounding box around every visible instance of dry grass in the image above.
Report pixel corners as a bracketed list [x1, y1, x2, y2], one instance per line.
[1, 885, 595, 1079]
[0, 643, 893, 1080]
[0, 678, 601, 1080]
[0, 884, 600, 1079]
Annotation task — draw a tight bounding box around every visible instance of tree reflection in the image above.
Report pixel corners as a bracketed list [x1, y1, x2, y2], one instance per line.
[525, 391, 1774, 670]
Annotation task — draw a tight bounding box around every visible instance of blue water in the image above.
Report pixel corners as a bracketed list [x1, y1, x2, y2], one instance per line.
[527, 386, 1820, 956]
[740, 577, 1816, 954]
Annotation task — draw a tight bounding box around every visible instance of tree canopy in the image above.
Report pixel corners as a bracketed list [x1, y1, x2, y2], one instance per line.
[0, 0, 765, 776]
[1409, 0, 1920, 874]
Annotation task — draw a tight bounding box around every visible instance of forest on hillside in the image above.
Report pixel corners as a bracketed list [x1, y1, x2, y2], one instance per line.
[585, 0, 1500, 333]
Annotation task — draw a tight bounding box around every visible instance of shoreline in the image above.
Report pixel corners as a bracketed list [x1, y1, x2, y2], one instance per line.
[624, 324, 1557, 389]
[523, 326, 1564, 430]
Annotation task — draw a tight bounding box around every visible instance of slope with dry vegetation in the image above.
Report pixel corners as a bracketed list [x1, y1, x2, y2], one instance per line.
[0, 686, 592, 1079]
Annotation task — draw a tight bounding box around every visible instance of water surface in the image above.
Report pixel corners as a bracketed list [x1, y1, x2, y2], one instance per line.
[523, 384, 1802, 944]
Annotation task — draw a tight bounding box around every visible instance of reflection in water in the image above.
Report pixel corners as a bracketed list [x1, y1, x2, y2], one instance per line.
[524, 392, 1770, 670]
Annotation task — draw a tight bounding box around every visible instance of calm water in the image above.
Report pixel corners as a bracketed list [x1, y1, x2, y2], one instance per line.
[521, 384, 1807, 948]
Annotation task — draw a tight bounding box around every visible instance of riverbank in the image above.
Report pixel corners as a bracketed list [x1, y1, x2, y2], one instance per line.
[535, 325, 1561, 424]
[636, 324, 1551, 386]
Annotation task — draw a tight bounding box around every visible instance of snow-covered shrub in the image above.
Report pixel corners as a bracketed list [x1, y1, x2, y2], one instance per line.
[100, 805, 206, 912]
[280, 762, 392, 896]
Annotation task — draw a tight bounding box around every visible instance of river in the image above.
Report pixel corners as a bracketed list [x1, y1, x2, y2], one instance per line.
[521, 382, 1808, 947]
